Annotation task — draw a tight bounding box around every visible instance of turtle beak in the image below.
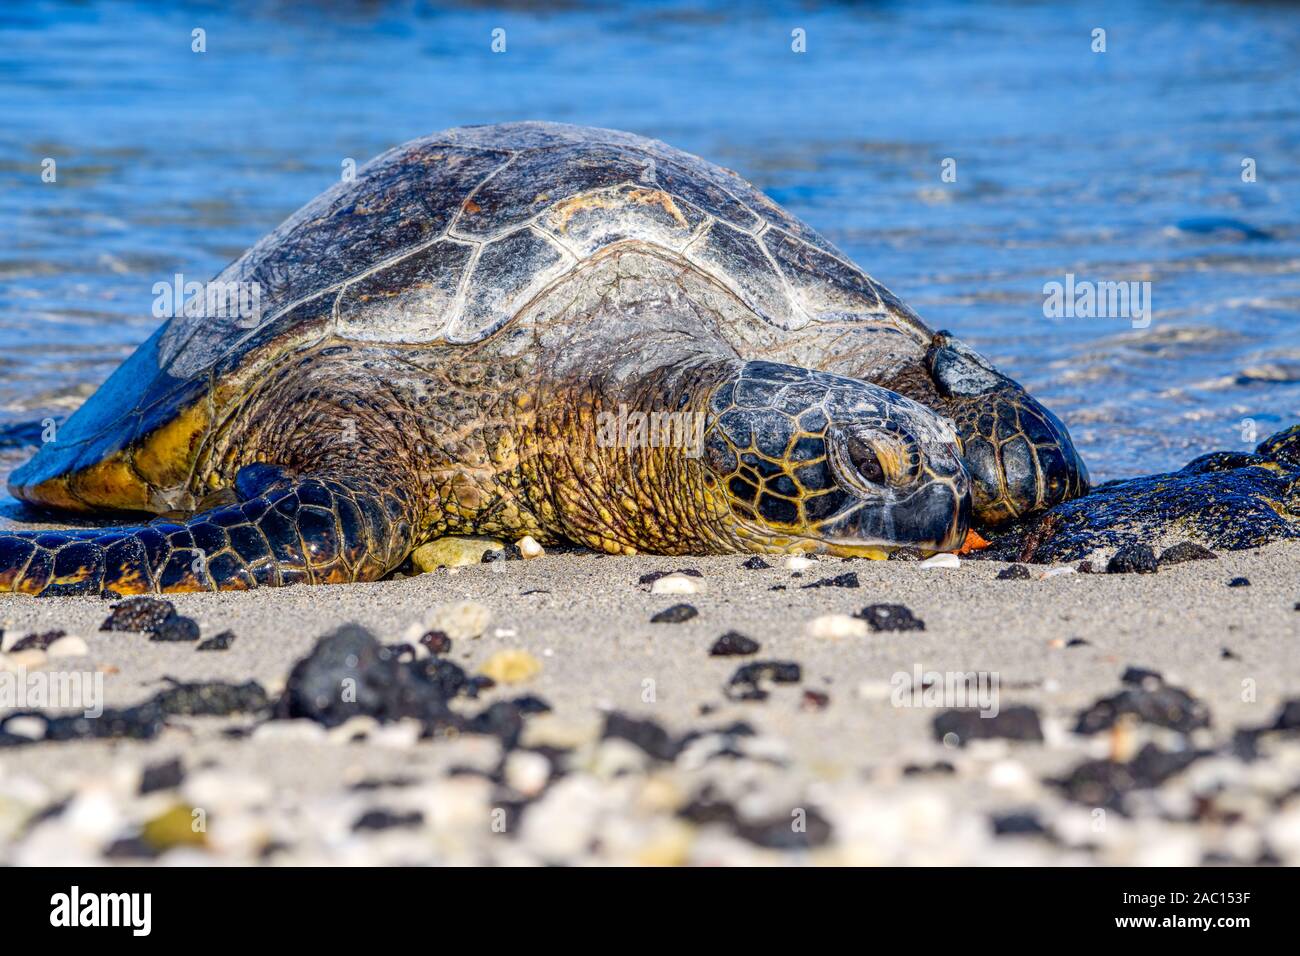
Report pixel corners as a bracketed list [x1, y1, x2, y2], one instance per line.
[926, 332, 1090, 525]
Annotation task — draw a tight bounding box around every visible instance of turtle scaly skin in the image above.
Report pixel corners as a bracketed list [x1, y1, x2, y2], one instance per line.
[0, 123, 1085, 595]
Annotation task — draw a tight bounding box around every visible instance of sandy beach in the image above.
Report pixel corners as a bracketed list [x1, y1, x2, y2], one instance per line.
[1, 535, 1297, 865]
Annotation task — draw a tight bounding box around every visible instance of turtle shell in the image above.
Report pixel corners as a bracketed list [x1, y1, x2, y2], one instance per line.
[10, 122, 935, 513]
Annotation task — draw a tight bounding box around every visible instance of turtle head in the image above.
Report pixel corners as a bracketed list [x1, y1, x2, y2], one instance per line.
[701, 362, 971, 555]
[925, 332, 1090, 525]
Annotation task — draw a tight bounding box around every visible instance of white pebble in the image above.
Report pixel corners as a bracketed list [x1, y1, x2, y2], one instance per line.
[806, 614, 868, 639]
[428, 600, 492, 640]
[504, 751, 551, 797]
[651, 573, 703, 595]
[3, 716, 46, 741]
[517, 535, 545, 559]
[5, 649, 47, 669]
[1038, 566, 1075, 579]
[920, 553, 961, 569]
[784, 555, 816, 572]
[46, 636, 90, 658]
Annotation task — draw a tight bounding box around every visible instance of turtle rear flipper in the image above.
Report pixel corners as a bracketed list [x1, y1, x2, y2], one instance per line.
[0, 473, 413, 595]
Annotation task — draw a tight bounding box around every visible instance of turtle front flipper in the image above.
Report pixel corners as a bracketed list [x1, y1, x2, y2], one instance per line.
[0, 472, 414, 595]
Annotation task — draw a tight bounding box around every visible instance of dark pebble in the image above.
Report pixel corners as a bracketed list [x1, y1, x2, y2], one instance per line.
[275, 624, 453, 728]
[800, 689, 830, 711]
[741, 556, 771, 570]
[100, 597, 177, 632]
[9, 630, 64, 652]
[481, 542, 523, 562]
[650, 603, 698, 624]
[352, 809, 424, 832]
[855, 603, 925, 632]
[602, 712, 679, 761]
[639, 568, 703, 586]
[1076, 561, 1096, 574]
[735, 807, 833, 850]
[1107, 543, 1158, 574]
[1228, 577, 1250, 587]
[139, 757, 185, 794]
[992, 812, 1047, 836]
[902, 761, 956, 776]
[420, 630, 453, 655]
[149, 616, 201, 642]
[1066, 638, 1090, 647]
[196, 630, 235, 652]
[996, 565, 1031, 580]
[725, 660, 802, 702]
[1158, 542, 1219, 565]
[1272, 699, 1300, 731]
[800, 572, 860, 589]
[1074, 684, 1210, 735]
[709, 631, 760, 656]
[1121, 666, 1163, 687]
[102, 837, 160, 860]
[1221, 647, 1240, 661]
[933, 706, 1044, 746]
[1056, 744, 1206, 809]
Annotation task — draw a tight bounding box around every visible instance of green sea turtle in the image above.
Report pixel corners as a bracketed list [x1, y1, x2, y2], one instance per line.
[0, 122, 1087, 595]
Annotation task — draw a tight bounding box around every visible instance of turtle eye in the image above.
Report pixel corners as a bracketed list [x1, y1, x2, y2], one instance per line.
[827, 427, 892, 498]
[846, 435, 884, 484]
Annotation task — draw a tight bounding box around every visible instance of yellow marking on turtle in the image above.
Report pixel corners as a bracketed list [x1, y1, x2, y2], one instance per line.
[133, 400, 212, 490]
[68, 456, 152, 512]
[548, 187, 689, 234]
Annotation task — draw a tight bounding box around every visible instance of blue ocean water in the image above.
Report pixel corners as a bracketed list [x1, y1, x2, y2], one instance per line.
[0, 0, 1297, 481]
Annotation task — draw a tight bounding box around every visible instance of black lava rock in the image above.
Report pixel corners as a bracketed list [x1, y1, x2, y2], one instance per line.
[139, 757, 185, 794]
[1074, 684, 1210, 735]
[481, 542, 523, 562]
[800, 572, 860, 589]
[1158, 542, 1219, 565]
[352, 809, 424, 831]
[275, 624, 452, 728]
[855, 603, 925, 632]
[996, 565, 1032, 580]
[639, 568, 702, 586]
[1121, 666, 1163, 687]
[1107, 543, 1158, 574]
[992, 812, 1047, 836]
[101, 597, 177, 633]
[1228, 576, 1250, 587]
[709, 631, 760, 656]
[651, 603, 698, 623]
[9, 630, 64, 652]
[933, 706, 1044, 746]
[741, 556, 771, 570]
[196, 630, 235, 651]
[603, 712, 679, 761]
[150, 616, 201, 642]
[725, 660, 802, 701]
[419, 630, 453, 655]
[1056, 744, 1206, 810]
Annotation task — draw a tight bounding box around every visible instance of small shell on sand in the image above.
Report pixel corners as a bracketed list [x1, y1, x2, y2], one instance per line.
[480, 649, 543, 684]
[920, 553, 961, 569]
[784, 556, 816, 572]
[651, 573, 704, 595]
[806, 614, 869, 639]
[427, 601, 492, 640]
[47, 636, 90, 658]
